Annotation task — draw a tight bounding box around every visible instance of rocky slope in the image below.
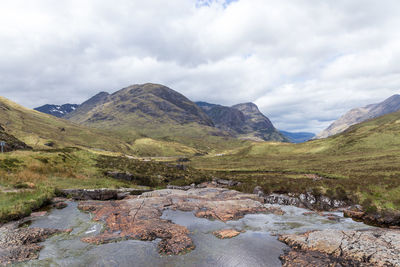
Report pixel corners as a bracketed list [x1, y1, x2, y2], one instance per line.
[34, 104, 79, 118]
[316, 94, 400, 139]
[196, 101, 287, 142]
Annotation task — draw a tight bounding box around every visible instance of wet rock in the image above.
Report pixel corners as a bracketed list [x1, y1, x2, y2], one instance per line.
[0, 227, 63, 265]
[60, 188, 151, 200]
[264, 193, 348, 211]
[344, 208, 400, 228]
[167, 185, 192, 191]
[214, 179, 239, 187]
[30, 211, 47, 218]
[213, 229, 241, 239]
[280, 250, 360, 267]
[265, 205, 286, 215]
[54, 202, 67, 209]
[279, 229, 400, 267]
[264, 194, 301, 207]
[78, 187, 268, 254]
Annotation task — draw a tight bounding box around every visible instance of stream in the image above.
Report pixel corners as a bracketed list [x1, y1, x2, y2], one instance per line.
[16, 201, 373, 267]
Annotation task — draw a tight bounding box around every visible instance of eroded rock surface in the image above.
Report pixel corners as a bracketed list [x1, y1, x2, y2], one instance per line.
[213, 229, 241, 239]
[0, 226, 62, 265]
[78, 187, 269, 254]
[279, 229, 400, 267]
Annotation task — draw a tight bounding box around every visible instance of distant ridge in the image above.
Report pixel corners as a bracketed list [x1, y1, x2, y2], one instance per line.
[316, 94, 400, 139]
[34, 104, 79, 118]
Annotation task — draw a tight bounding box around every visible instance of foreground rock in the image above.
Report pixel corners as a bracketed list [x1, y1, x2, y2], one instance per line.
[279, 229, 400, 266]
[0, 225, 63, 265]
[213, 229, 242, 239]
[78, 187, 269, 254]
[344, 208, 400, 228]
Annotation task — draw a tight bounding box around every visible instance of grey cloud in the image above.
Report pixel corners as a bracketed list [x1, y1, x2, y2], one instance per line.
[0, 0, 399, 133]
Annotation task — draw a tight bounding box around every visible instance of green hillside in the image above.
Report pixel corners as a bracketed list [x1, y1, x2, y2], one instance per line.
[192, 110, 400, 213]
[0, 96, 135, 153]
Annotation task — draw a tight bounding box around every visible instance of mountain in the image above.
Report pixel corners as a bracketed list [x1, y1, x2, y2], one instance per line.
[34, 104, 79, 118]
[64, 84, 244, 153]
[316, 94, 400, 139]
[65, 84, 214, 127]
[196, 101, 288, 142]
[279, 130, 315, 143]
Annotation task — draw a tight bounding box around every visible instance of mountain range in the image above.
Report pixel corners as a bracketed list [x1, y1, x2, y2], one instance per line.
[316, 94, 400, 139]
[34, 83, 293, 143]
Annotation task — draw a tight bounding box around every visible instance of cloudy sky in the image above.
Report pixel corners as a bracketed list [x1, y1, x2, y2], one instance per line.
[1, 0, 399, 133]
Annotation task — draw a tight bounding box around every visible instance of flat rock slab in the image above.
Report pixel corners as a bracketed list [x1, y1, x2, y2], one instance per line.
[213, 229, 242, 239]
[78, 187, 269, 255]
[279, 229, 400, 267]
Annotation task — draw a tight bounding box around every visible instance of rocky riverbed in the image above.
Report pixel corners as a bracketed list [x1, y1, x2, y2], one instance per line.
[1, 186, 399, 266]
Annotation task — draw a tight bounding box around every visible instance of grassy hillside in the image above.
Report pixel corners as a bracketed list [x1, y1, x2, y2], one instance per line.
[191, 110, 400, 213]
[0, 96, 136, 153]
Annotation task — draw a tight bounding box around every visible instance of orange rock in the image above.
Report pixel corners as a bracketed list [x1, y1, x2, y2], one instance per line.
[213, 229, 242, 239]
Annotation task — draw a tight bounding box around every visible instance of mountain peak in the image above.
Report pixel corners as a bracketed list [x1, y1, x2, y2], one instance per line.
[66, 83, 214, 127]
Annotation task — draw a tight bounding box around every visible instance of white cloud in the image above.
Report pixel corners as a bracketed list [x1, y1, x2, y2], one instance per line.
[0, 0, 399, 133]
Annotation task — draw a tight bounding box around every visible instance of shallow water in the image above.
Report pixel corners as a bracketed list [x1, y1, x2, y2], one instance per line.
[17, 202, 373, 267]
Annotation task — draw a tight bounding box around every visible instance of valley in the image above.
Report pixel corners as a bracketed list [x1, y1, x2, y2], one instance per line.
[1, 84, 400, 266]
